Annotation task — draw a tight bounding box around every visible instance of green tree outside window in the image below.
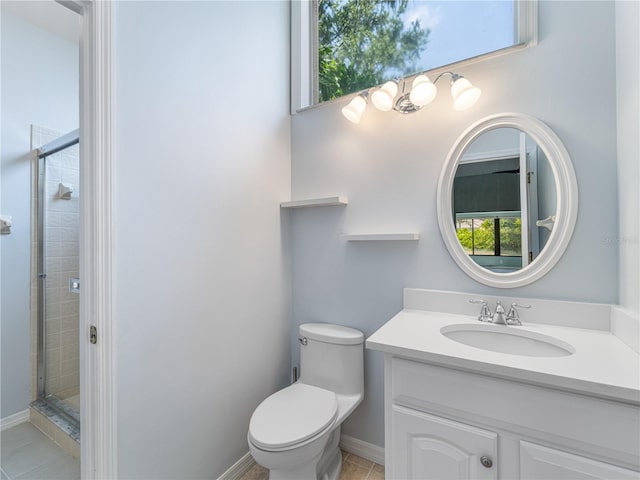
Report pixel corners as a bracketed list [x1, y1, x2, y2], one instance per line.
[318, 0, 430, 102]
[456, 217, 521, 257]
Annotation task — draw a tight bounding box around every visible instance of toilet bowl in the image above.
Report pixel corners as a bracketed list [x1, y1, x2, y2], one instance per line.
[248, 323, 364, 480]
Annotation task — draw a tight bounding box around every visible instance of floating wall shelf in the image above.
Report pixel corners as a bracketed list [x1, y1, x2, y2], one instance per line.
[280, 196, 348, 209]
[342, 233, 420, 241]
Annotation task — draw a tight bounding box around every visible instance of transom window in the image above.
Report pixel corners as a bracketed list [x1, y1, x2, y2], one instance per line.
[291, 0, 537, 111]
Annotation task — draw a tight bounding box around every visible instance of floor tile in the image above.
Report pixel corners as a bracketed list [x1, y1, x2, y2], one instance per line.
[367, 470, 385, 480]
[0, 424, 44, 455]
[238, 450, 383, 480]
[1, 428, 66, 478]
[14, 454, 80, 480]
[346, 453, 374, 469]
[240, 463, 268, 480]
[339, 458, 370, 480]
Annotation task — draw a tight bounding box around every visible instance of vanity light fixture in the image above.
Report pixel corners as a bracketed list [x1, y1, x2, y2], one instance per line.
[449, 73, 482, 111]
[370, 80, 399, 111]
[341, 92, 368, 124]
[341, 71, 481, 123]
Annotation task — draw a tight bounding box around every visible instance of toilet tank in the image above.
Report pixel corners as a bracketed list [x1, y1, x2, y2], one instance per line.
[299, 323, 364, 396]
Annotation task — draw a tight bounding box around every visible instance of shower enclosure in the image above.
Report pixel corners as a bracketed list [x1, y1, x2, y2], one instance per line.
[31, 126, 81, 441]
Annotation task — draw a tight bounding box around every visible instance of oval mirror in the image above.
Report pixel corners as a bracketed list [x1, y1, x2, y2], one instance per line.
[437, 113, 578, 288]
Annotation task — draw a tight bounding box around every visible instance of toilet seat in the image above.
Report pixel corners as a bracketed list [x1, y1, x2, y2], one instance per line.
[249, 383, 338, 451]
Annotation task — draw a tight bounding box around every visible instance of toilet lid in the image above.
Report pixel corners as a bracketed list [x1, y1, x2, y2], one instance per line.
[249, 383, 338, 450]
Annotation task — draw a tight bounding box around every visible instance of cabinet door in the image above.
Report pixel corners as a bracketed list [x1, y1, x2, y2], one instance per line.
[391, 405, 497, 479]
[520, 441, 640, 480]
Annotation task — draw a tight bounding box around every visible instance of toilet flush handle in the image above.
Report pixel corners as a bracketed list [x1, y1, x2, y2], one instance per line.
[299, 337, 308, 346]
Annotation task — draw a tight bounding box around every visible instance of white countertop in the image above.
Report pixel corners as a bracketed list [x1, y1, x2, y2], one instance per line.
[366, 309, 640, 405]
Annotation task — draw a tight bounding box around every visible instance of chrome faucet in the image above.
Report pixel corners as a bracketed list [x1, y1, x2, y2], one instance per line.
[470, 299, 531, 326]
[492, 301, 507, 324]
[505, 302, 531, 326]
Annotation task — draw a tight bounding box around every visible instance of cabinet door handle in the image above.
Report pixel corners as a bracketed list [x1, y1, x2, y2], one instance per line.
[480, 456, 493, 468]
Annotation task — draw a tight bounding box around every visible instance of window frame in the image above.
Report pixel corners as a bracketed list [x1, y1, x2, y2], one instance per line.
[290, 0, 538, 114]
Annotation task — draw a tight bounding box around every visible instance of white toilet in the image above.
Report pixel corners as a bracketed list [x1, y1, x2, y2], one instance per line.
[248, 323, 364, 480]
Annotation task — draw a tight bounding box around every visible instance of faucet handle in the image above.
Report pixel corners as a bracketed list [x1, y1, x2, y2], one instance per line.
[512, 302, 531, 309]
[469, 299, 492, 322]
[506, 302, 531, 325]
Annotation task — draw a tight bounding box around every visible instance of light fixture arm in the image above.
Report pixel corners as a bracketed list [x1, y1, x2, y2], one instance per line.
[432, 71, 462, 85]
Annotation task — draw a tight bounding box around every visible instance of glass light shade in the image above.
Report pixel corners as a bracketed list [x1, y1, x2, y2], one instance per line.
[341, 95, 367, 123]
[409, 75, 437, 106]
[371, 81, 398, 111]
[451, 77, 482, 111]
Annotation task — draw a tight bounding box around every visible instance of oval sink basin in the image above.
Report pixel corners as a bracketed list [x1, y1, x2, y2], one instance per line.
[440, 324, 575, 357]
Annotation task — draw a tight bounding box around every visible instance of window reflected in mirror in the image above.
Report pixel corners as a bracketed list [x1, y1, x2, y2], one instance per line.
[452, 128, 557, 273]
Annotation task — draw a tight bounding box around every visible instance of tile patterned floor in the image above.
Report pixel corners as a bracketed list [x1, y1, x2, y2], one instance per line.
[0, 423, 79, 480]
[2, 423, 381, 480]
[240, 451, 384, 480]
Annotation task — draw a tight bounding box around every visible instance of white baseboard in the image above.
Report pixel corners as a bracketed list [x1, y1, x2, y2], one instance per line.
[340, 433, 385, 466]
[1, 409, 30, 431]
[217, 451, 256, 480]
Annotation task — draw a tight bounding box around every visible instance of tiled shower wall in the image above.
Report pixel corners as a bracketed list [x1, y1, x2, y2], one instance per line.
[30, 125, 80, 402]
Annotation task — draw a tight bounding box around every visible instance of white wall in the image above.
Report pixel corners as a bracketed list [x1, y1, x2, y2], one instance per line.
[290, 1, 620, 448]
[112, 2, 291, 477]
[0, 10, 78, 418]
[615, 1, 639, 316]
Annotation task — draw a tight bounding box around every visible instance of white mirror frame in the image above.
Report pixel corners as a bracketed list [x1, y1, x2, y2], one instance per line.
[437, 112, 578, 288]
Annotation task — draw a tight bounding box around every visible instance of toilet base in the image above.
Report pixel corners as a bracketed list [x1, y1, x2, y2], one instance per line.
[249, 426, 343, 480]
[249, 427, 331, 480]
[316, 427, 342, 480]
[317, 446, 341, 480]
[268, 460, 321, 480]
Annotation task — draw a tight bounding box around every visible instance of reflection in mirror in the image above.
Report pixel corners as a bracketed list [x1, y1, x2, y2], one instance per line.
[452, 128, 557, 273]
[437, 113, 578, 288]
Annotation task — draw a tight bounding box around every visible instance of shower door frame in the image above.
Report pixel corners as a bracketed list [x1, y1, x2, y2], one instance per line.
[35, 129, 80, 403]
[58, 0, 116, 478]
[36, 155, 46, 397]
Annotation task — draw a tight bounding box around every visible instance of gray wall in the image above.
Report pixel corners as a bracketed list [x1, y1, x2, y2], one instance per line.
[0, 11, 78, 419]
[112, 2, 291, 477]
[290, 1, 619, 448]
[615, 1, 640, 314]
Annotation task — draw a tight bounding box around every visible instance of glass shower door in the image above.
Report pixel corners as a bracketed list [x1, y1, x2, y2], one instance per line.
[35, 128, 81, 424]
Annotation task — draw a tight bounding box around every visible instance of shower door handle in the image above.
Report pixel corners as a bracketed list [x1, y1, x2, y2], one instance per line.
[69, 278, 80, 293]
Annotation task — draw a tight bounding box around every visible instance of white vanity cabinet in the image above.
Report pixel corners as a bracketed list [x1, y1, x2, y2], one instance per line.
[391, 405, 497, 479]
[384, 356, 640, 480]
[519, 441, 640, 479]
